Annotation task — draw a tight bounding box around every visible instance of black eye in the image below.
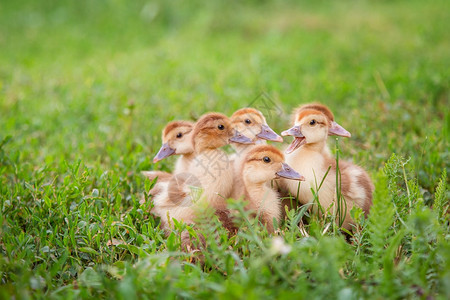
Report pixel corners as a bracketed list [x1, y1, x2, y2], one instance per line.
[310, 119, 316, 126]
[245, 119, 251, 124]
[263, 156, 271, 163]
[218, 124, 225, 130]
[176, 132, 182, 138]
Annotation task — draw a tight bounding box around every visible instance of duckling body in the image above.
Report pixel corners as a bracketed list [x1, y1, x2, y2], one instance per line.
[281, 103, 374, 229]
[282, 142, 341, 221]
[190, 148, 233, 209]
[243, 178, 282, 233]
[229, 146, 256, 201]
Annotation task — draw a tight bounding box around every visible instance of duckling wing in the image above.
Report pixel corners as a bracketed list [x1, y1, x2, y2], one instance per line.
[151, 174, 198, 229]
[337, 160, 374, 215]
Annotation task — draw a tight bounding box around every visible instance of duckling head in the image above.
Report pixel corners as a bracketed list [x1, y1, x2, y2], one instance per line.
[243, 145, 305, 184]
[192, 112, 252, 152]
[231, 108, 283, 143]
[153, 120, 194, 162]
[282, 103, 351, 153]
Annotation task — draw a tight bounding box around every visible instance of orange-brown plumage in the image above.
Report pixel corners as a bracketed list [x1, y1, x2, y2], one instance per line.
[243, 145, 285, 164]
[191, 112, 233, 152]
[163, 120, 194, 138]
[293, 103, 335, 123]
[230, 108, 265, 125]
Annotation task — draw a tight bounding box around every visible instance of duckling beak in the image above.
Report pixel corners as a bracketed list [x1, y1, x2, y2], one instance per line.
[281, 125, 304, 138]
[153, 143, 176, 163]
[282, 125, 306, 154]
[276, 163, 305, 181]
[229, 130, 254, 144]
[328, 121, 351, 138]
[257, 124, 283, 142]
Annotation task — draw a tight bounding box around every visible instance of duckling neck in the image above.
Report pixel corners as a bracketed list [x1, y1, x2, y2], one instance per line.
[300, 140, 332, 158]
[243, 177, 269, 205]
[231, 142, 248, 155]
[182, 152, 194, 162]
[175, 152, 195, 174]
[232, 145, 252, 173]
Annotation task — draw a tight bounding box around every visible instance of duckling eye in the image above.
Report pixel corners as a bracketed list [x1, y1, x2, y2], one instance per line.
[176, 132, 183, 138]
[245, 119, 251, 124]
[218, 124, 225, 130]
[310, 119, 316, 126]
[263, 156, 271, 163]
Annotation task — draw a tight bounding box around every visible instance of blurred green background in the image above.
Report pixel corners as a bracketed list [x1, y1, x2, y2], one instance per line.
[0, 0, 448, 193]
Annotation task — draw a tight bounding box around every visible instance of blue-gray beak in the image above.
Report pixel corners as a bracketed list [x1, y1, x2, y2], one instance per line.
[281, 125, 304, 138]
[257, 124, 283, 142]
[229, 130, 254, 144]
[276, 163, 305, 181]
[153, 142, 176, 163]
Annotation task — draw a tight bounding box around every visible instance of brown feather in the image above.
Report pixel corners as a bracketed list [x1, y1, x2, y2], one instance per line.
[294, 103, 335, 122]
[231, 107, 263, 118]
[191, 112, 231, 151]
[245, 144, 284, 162]
[163, 120, 194, 137]
[260, 211, 275, 233]
[143, 171, 172, 182]
[357, 172, 374, 215]
[230, 108, 265, 126]
[215, 209, 238, 235]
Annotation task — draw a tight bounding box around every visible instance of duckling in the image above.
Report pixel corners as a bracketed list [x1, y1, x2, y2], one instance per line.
[280, 103, 374, 229]
[241, 145, 305, 233]
[229, 108, 283, 199]
[141, 121, 195, 202]
[150, 113, 251, 230]
[152, 120, 195, 173]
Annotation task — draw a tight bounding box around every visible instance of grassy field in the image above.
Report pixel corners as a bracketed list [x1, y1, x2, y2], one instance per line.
[0, 0, 449, 298]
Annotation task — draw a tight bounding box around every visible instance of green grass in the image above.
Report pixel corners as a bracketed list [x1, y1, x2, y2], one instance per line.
[0, 0, 449, 298]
